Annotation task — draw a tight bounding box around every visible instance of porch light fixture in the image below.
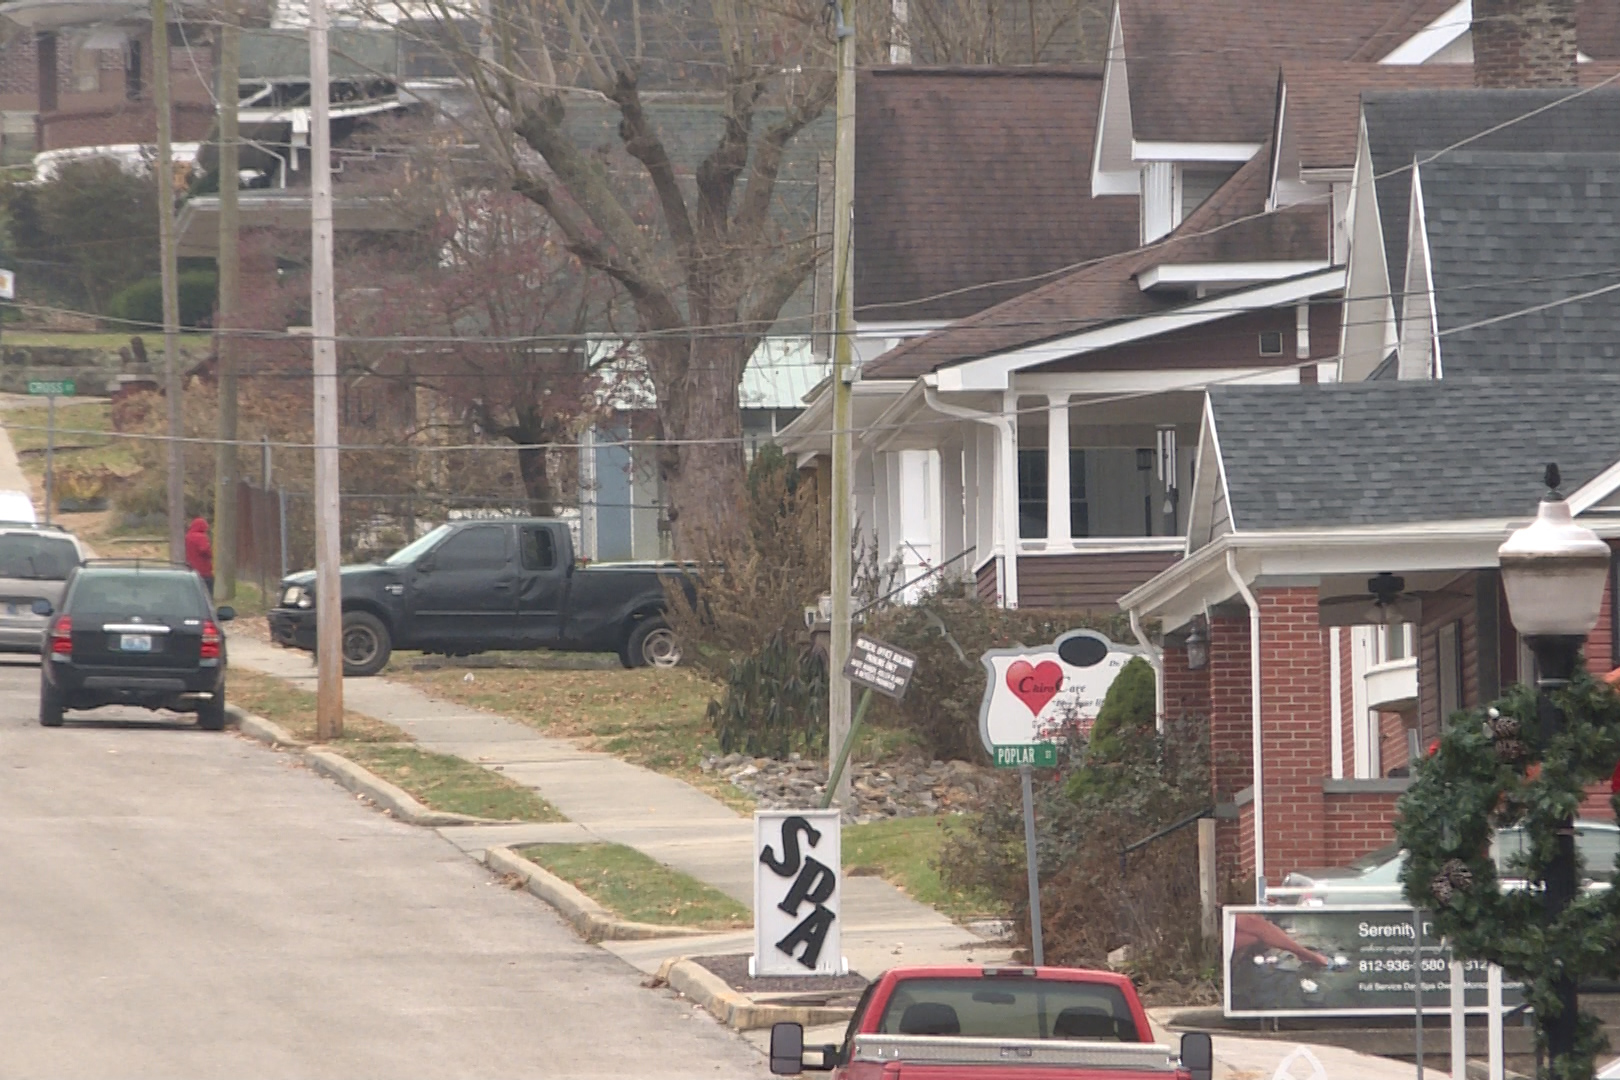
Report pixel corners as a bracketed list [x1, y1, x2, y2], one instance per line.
[1184, 616, 1209, 671]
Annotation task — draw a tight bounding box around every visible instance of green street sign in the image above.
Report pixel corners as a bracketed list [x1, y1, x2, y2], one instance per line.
[993, 744, 1058, 769]
[27, 379, 74, 396]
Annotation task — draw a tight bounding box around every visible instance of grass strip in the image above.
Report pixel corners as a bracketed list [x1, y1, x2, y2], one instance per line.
[844, 815, 1002, 921]
[342, 743, 565, 822]
[230, 669, 404, 743]
[520, 842, 749, 928]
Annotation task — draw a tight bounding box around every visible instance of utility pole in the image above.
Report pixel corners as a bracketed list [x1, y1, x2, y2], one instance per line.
[212, 0, 241, 601]
[310, 0, 343, 739]
[154, 0, 185, 563]
[827, 0, 856, 809]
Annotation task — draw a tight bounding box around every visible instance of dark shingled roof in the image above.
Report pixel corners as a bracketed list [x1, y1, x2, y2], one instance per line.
[1418, 151, 1620, 377]
[854, 67, 1138, 322]
[1209, 376, 1620, 530]
[862, 140, 1329, 379]
[1279, 62, 1476, 172]
[1363, 88, 1620, 307]
[1119, 0, 1452, 144]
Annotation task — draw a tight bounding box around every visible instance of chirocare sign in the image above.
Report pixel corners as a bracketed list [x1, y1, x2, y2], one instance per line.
[752, 809, 844, 977]
[978, 630, 1143, 767]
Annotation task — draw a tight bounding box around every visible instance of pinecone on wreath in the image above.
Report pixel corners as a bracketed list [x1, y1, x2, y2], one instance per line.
[1486, 709, 1528, 763]
[1430, 859, 1473, 907]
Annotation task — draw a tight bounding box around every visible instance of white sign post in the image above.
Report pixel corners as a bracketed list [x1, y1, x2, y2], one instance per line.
[751, 809, 845, 977]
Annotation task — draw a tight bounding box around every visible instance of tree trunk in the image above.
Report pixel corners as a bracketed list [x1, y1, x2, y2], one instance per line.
[653, 335, 749, 556]
[515, 442, 555, 518]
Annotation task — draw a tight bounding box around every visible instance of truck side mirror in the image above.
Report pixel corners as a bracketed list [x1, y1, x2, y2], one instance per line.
[1180, 1031, 1213, 1080]
[416, 557, 435, 574]
[769, 1023, 804, 1075]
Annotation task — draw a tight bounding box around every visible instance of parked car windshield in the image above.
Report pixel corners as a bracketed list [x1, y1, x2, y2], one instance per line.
[0, 532, 79, 580]
[384, 524, 454, 567]
[69, 572, 207, 619]
[875, 977, 1141, 1042]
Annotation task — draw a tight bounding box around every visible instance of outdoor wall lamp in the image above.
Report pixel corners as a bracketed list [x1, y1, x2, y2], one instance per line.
[1184, 616, 1209, 671]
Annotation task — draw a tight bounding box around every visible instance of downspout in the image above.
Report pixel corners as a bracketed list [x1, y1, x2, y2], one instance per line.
[1226, 549, 1265, 901]
[924, 386, 1019, 607]
[1128, 607, 1166, 732]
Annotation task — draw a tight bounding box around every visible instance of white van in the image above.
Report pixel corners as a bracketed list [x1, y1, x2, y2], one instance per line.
[0, 490, 38, 524]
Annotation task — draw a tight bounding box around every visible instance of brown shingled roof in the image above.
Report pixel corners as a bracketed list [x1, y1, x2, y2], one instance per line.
[862, 141, 1330, 380]
[1120, 0, 1450, 144]
[853, 66, 1139, 323]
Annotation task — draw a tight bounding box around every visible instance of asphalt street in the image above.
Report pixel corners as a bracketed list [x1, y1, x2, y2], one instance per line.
[0, 655, 765, 1080]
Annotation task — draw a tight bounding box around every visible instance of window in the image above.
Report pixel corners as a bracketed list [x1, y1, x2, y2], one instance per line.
[1258, 331, 1284, 356]
[521, 528, 556, 571]
[875, 977, 1140, 1042]
[70, 572, 206, 618]
[0, 534, 80, 580]
[1378, 624, 1411, 663]
[432, 526, 509, 571]
[1017, 448, 1088, 541]
[1436, 620, 1463, 726]
[125, 39, 142, 100]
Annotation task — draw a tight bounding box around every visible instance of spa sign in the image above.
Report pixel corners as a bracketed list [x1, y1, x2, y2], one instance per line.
[977, 630, 1143, 768]
[751, 809, 845, 977]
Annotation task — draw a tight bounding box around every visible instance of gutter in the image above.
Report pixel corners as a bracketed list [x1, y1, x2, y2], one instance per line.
[1128, 608, 1165, 733]
[1225, 549, 1265, 901]
[924, 385, 1019, 607]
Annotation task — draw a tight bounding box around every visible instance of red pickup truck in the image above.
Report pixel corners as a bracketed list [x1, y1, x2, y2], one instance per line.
[769, 965, 1213, 1080]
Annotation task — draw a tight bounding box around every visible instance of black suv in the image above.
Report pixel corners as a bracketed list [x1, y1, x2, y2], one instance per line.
[37, 561, 234, 729]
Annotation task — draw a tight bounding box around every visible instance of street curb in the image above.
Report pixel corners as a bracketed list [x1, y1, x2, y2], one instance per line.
[660, 957, 857, 1032]
[229, 705, 512, 828]
[227, 705, 306, 748]
[484, 845, 721, 944]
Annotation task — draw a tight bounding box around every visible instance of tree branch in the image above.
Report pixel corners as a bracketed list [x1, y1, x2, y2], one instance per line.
[734, 70, 835, 241]
[609, 72, 696, 257]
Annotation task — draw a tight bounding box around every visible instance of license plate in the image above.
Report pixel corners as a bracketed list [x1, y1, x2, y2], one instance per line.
[120, 634, 153, 652]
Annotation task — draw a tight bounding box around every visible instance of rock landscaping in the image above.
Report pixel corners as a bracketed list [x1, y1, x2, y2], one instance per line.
[700, 751, 997, 822]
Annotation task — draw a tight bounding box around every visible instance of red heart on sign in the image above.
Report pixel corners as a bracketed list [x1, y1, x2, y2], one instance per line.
[1007, 659, 1064, 716]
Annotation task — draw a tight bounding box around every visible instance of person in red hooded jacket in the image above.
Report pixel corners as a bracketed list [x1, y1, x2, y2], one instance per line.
[186, 517, 214, 596]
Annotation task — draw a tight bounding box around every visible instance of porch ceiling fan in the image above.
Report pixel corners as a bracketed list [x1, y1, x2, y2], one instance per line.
[1318, 571, 1423, 626]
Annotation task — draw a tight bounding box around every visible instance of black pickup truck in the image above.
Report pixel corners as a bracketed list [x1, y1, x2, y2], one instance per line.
[268, 518, 685, 676]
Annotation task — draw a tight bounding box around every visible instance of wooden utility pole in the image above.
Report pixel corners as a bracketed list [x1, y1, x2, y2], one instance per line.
[827, 0, 856, 809]
[310, 0, 343, 739]
[212, 0, 242, 601]
[154, 0, 185, 563]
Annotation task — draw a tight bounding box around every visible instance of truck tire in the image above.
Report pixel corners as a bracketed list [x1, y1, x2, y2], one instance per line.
[341, 611, 393, 677]
[39, 673, 64, 727]
[625, 617, 681, 669]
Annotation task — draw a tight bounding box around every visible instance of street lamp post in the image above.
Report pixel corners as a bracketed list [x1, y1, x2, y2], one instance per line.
[1496, 463, 1611, 1075]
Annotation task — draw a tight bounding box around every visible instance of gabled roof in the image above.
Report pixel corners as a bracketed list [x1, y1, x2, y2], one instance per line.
[862, 143, 1329, 380]
[1118, 0, 1452, 145]
[1363, 86, 1620, 309]
[1414, 151, 1620, 377]
[854, 67, 1139, 322]
[1276, 62, 1475, 174]
[1207, 376, 1620, 530]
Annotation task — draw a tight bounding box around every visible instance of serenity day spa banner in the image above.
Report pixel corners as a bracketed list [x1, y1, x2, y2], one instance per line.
[1224, 907, 1524, 1018]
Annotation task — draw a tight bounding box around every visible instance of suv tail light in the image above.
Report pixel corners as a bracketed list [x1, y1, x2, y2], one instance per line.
[49, 616, 72, 656]
[200, 621, 221, 660]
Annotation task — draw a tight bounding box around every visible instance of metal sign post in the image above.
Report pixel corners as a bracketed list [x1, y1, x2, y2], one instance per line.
[1021, 763, 1044, 966]
[27, 379, 74, 524]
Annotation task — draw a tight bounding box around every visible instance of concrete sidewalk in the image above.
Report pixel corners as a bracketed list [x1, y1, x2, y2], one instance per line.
[227, 635, 1010, 978]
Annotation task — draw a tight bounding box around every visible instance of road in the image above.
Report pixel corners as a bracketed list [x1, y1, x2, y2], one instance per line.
[0, 655, 764, 1080]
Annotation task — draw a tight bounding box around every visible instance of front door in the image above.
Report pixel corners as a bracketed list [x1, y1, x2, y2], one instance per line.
[515, 525, 569, 644]
[407, 524, 517, 647]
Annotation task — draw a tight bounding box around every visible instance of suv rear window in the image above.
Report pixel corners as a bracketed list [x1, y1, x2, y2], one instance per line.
[69, 573, 206, 619]
[0, 533, 80, 580]
[876, 978, 1141, 1042]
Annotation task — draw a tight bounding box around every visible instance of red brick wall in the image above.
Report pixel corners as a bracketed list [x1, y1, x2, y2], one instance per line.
[1256, 587, 1330, 881]
[1380, 710, 1410, 775]
[1163, 640, 1211, 723]
[1209, 612, 1253, 885]
[1324, 790, 1402, 864]
[41, 102, 214, 153]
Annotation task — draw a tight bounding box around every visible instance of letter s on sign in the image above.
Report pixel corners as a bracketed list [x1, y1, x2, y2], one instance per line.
[759, 815, 822, 878]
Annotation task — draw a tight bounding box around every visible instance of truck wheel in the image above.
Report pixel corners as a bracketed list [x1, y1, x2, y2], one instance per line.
[39, 673, 64, 727]
[341, 611, 392, 677]
[625, 617, 681, 669]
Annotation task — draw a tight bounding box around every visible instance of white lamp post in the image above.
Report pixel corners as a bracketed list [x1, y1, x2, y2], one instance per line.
[1495, 462, 1610, 1074]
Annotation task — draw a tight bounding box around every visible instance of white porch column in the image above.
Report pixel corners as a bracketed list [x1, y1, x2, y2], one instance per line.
[1046, 394, 1071, 545]
[873, 450, 893, 576]
[941, 445, 965, 577]
[897, 450, 933, 588]
[962, 437, 980, 571]
[976, 424, 997, 580]
[998, 392, 1020, 607]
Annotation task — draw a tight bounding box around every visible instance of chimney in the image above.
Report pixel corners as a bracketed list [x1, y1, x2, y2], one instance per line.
[1474, 0, 1578, 88]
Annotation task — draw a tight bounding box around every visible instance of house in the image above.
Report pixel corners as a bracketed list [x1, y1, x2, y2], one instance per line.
[1119, 377, 1620, 887]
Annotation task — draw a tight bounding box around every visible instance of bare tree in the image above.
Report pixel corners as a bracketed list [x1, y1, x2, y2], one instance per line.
[370, 0, 837, 554]
[895, 0, 1109, 64]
